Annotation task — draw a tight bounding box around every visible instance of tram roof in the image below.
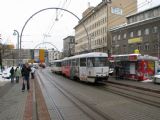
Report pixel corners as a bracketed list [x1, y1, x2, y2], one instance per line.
[112, 54, 158, 61]
[63, 52, 108, 60]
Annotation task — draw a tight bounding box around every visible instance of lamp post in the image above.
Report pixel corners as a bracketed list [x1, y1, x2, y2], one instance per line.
[13, 30, 20, 65]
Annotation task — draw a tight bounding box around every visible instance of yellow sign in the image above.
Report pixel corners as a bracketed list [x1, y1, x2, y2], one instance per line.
[128, 37, 142, 44]
[134, 49, 140, 54]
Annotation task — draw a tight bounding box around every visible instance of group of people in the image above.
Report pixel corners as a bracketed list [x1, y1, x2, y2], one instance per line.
[9, 63, 36, 92]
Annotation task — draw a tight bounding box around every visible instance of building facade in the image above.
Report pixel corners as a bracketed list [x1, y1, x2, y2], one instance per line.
[48, 50, 62, 62]
[2, 49, 31, 66]
[63, 36, 75, 57]
[74, 0, 137, 54]
[110, 5, 160, 57]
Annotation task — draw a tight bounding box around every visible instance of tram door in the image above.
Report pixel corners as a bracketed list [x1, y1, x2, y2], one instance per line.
[79, 58, 88, 81]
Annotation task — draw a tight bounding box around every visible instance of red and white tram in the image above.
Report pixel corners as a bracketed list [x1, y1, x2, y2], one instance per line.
[112, 54, 158, 81]
[52, 52, 110, 83]
[50, 59, 62, 74]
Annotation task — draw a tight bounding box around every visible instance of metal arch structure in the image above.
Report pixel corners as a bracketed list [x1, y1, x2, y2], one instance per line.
[19, 7, 90, 54]
[34, 42, 58, 51]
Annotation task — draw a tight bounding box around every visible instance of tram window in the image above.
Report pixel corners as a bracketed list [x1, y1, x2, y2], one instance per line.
[76, 59, 79, 66]
[72, 59, 76, 66]
[80, 58, 86, 66]
[94, 57, 108, 67]
[87, 58, 94, 67]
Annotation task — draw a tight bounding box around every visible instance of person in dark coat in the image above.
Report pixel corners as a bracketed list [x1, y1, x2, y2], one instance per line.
[115, 65, 120, 80]
[10, 67, 15, 83]
[21, 63, 31, 92]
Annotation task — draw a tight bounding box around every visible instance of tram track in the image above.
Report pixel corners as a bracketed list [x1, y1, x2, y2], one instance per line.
[38, 70, 114, 120]
[36, 72, 65, 120]
[47, 69, 160, 108]
[95, 83, 160, 108]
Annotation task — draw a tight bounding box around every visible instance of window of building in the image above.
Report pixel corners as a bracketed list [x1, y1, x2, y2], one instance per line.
[153, 9, 158, 16]
[138, 30, 141, 36]
[118, 35, 121, 40]
[144, 28, 149, 35]
[111, 7, 123, 15]
[137, 15, 141, 21]
[113, 35, 117, 41]
[130, 32, 133, 37]
[144, 43, 149, 51]
[144, 12, 149, 19]
[140, 14, 144, 20]
[153, 26, 158, 33]
[123, 33, 127, 39]
[137, 44, 141, 50]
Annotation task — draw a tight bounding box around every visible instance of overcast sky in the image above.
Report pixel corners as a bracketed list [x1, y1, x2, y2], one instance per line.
[0, 0, 160, 51]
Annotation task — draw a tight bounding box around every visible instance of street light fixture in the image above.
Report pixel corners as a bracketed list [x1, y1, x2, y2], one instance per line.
[13, 30, 20, 65]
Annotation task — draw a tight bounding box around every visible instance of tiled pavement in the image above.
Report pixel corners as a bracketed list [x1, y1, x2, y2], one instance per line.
[0, 76, 50, 120]
[0, 80, 28, 120]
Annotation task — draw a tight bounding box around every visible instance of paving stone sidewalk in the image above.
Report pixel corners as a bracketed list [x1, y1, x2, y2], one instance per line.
[0, 81, 28, 120]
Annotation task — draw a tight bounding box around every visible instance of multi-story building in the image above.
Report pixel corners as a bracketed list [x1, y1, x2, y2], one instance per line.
[74, 0, 137, 54]
[63, 36, 75, 57]
[2, 49, 31, 66]
[48, 50, 62, 62]
[110, 5, 160, 57]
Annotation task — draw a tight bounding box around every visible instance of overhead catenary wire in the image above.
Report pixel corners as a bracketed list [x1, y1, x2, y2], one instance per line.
[40, 0, 71, 50]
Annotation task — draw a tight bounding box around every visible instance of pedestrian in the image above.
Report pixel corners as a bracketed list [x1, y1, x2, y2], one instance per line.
[10, 67, 15, 83]
[21, 63, 31, 92]
[115, 65, 120, 80]
[14, 66, 21, 83]
[31, 66, 36, 79]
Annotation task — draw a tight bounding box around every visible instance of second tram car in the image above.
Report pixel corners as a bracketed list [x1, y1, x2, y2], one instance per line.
[51, 59, 62, 74]
[52, 52, 110, 83]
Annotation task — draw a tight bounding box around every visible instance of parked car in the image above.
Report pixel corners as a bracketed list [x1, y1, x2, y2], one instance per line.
[2, 67, 13, 79]
[153, 72, 160, 84]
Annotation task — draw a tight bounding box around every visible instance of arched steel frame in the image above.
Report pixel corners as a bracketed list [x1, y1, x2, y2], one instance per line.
[34, 42, 58, 51]
[19, 7, 90, 55]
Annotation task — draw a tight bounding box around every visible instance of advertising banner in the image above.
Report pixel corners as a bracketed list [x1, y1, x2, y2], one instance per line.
[39, 49, 45, 63]
[34, 49, 39, 63]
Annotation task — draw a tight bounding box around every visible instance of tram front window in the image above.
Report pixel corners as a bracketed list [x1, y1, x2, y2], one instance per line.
[87, 57, 108, 67]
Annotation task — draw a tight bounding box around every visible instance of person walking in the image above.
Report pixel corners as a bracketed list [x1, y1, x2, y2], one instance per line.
[31, 66, 36, 79]
[21, 63, 31, 92]
[10, 67, 15, 83]
[115, 65, 120, 80]
[14, 66, 21, 83]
